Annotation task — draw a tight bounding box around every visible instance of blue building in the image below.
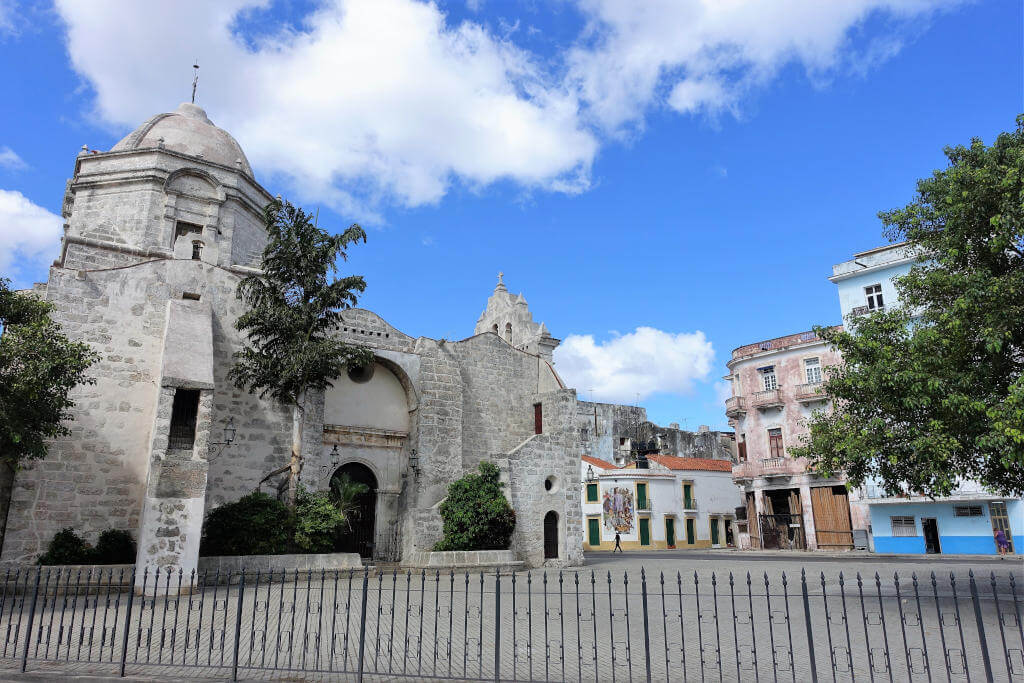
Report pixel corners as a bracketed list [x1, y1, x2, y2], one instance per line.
[863, 486, 1022, 555]
[831, 244, 1021, 555]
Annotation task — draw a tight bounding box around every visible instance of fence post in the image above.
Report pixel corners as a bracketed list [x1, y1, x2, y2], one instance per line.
[119, 568, 137, 677]
[231, 569, 246, 682]
[19, 567, 41, 673]
[494, 569, 501, 682]
[640, 568, 652, 683]
[800, 569, 818, 682]
[356, 568, 370, 683]
[968, 570, 995, 682]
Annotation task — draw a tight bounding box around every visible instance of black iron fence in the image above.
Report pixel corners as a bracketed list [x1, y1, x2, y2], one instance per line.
[0, 565, 1021, 681]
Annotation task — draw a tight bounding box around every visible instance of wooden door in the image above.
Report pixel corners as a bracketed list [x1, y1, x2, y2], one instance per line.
[746, 493, 759, 549]
[710, 518, 720, 545]
[809, 486, 853, 549]
[543, 511, 558, 558]
[639, 517, 651, 546]
[665, 518, 676, 547]
[587, 517, 601, 547]
[685, 518, 695, 545]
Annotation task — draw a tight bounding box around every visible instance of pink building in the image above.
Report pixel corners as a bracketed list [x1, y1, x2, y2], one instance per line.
[725, 328, 865, 550]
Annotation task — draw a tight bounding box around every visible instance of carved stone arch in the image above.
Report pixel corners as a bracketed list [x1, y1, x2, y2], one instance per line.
[372, 355, 419, 415]
[332, 454, 385, 493]
[164, 167, 226, 202]
[163, 168, 227, 251]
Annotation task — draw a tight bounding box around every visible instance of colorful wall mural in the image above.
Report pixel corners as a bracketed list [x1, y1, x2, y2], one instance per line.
[603, 487, 634, 532]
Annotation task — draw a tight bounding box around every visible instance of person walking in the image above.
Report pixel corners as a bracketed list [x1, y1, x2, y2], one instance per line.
[614, 532, 623, 553]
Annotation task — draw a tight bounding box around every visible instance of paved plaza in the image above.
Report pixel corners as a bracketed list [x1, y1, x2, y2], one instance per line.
[0, 551, 1019, 682]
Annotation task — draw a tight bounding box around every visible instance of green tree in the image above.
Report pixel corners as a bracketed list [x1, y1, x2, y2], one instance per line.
[329, 473, 370, 532]
[293, 487, 347, 553]
[794, 116, 1024, 496]
[228, 199, 373, 507]
[434, 462, 516, 551]
[0, 278, 98, 470]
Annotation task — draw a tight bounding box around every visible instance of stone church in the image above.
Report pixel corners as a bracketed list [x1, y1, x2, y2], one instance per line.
[0, 103, 584, 574]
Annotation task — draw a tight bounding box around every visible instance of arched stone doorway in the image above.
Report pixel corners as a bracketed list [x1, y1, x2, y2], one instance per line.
[543, 511, 559, 559]
[331, 462, 378, 558]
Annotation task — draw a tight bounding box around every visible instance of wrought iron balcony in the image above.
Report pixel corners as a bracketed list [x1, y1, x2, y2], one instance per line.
[725, 396, 746, 418]
[794, 382, 826, 402]
[637, 498, 653, 511]
[751, 389, 784, 409]
[682, 498, 698, 511]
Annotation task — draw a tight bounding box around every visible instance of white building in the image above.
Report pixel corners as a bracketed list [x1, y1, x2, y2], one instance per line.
[580, 455, 741, 551]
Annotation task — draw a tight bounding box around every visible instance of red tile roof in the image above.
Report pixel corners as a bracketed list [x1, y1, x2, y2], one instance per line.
[648, 455, 733, 472]
[581, 455, 618, 470]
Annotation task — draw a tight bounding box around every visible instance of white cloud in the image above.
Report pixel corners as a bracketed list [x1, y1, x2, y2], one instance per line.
[54, 0, 597, 216]
[52, 0, 957, 214]
[0, 189, 63, 276]
[0, 147, 26, 170]
[554, 327, 715, 403]
[568, 0, 959, 133]
[714, 380, 732, 405]
[0, 1, 14, 35]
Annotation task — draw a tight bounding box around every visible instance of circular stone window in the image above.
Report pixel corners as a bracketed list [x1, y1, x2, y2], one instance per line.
[347, 363, 375, 384]
[544, 475, 559, 492]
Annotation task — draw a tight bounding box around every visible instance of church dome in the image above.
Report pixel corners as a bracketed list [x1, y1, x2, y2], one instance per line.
[111, 102, 253, 176]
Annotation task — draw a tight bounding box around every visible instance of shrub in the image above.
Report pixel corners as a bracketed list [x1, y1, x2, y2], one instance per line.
[434, 462, 515, 551]
[293, 487, 346, 553]
[93, 529, 136, 564]
[37, 527, 92, 565]
[200, 492, 293, 556]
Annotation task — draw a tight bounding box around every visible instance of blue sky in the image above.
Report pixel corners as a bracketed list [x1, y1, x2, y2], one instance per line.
[0, 0, 1020, 431]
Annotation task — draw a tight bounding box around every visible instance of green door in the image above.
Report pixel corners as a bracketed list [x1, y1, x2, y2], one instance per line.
[665, 518, 676, 547]
[588, 518, 601, 547]
[686, 518, 695, 545]
[639, 517, 651, 546]
[637, 483, 648, 510]
[710, 518, 720, 545]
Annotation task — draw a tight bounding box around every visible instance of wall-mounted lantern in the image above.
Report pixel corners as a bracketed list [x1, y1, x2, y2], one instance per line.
[207, 417, 236, 460]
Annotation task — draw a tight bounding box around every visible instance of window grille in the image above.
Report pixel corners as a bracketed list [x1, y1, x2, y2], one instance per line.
[891, 516, 917, 537]
[953, 505, 983, 517]
[168, 389, 200, 450]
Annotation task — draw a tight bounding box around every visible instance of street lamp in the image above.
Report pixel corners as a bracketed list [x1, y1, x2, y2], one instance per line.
[582, 464, 596, 483]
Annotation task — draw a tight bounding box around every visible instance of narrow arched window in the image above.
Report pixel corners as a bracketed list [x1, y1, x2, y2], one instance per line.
[505, 322, 512, 343]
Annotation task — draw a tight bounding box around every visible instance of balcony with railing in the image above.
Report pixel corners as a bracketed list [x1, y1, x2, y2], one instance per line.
[732, 456, 810, 481]
[794, 382, 826, 403]
[725, 396, 746, 418]
[751, 389, 784, 409]
[637, 497, 653, 511]
[682, 497, 698, 511]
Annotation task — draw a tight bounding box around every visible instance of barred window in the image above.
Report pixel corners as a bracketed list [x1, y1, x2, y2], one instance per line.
[953, 505, 983, 517]
[891, 516, 917, 537]
[168, 389, 200, 450]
